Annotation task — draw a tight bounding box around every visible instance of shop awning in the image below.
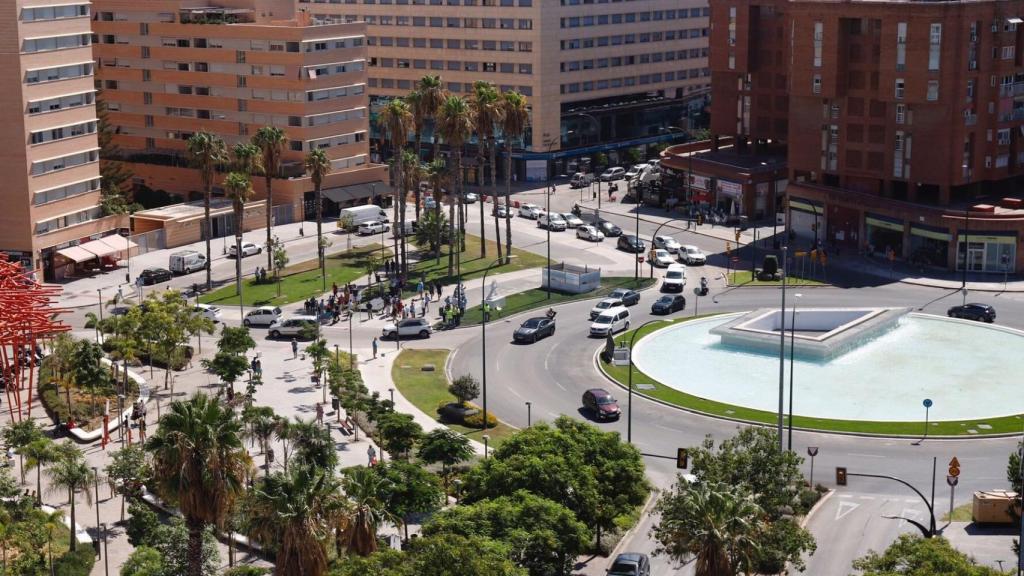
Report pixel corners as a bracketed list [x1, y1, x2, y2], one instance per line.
[322, 181, 386, 204]
[56, 245, 97, 263]
[865, 215, 904, 233]
[910, 225, 951, 241]
[80, 238, 120, 258]
[96, 235, 137, 253]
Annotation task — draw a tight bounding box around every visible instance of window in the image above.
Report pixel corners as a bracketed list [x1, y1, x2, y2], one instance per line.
[25, 62, 93, 84]
[22, 4, 89, 21]
[27, 91, 95, 115]
[33, 178, 100, 205]
[895, 103, 906, 124]
[895, 79, 905, 99]
[813, 22, 823, 68]
[926, 80, 939, 101]
[23, 34, 90, 53]
[30, 150, 98, 176]
[928, 23, 941, 71]
[1002, 46, 1016, 60]
[30, 121, 97, 145]
[998, 128, 1011, 145]
[812, 74, 821, 94]
[896, 22, 906, 71]
[35, 207, 103, 233]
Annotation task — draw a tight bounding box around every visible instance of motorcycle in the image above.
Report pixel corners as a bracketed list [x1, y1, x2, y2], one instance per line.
[571, 203, 582, 217]
[699, 277, 709, 296]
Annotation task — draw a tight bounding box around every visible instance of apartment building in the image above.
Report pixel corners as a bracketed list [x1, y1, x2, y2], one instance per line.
[0, 0, 129, 280]
[700, 0, 1024, 272]
[91, 0, 388, 234]
[299, 0, 711, 179]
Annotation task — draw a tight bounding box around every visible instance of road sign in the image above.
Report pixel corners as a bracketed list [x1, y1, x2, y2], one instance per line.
[637, 256, 645, 263]
[923, 398, 933, 408]
[948, 457, 960, 478]
[946, 475, 959, 487]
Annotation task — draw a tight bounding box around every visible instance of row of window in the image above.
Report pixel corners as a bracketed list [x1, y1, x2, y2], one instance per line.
[561, 28, 708, 50]
[561, 0, 655, 4]
[561, 7, 708, 28]
[157, 83, 365, 103]
[31, 150, 99, 177]
[28, 91, 96, 115]
[562, 48, 708, 72]
[23, 34, 91, 54]
[370, 57, 532, 74]
[26, 63, 94, 84]
[36, 206, 103, 234]
[361, 0, 530, 5]
[33, 178, 101, 206]
[307, 131, 367, 151]
[21, 4, 89, 22]
[369, 77, 533, 96]
[560, 68, 708, 94]
[30, 121, 97, 145]
[368, 36, 532, 52]
[361, 15, 533, 29]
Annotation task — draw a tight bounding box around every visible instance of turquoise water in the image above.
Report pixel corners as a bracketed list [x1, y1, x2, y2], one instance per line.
[632, 314, 1024, 422]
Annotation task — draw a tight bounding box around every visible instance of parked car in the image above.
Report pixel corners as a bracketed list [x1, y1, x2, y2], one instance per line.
[358, 221, 390, 236]
[268, 315, 319, 339]
[651, 294, 686, 315]
[597, 220, 622, 237]
[576, 225, 605, 242]
[518, 203, 543, 219]
[463, 192, 478, 204]
[680, 244, 707, 265]
[617, 235, 646, 253]
[538, 213, 567, 231]
[561, 212, 585, 228]
[168, 250, 207, 275]
[653, 235, 682, 253]
[599, 167, 626, 181]
[340, 205, 389, 227]
[493, 204, 512, 218]
[608, 553, 651, 576]
[625, 164, 647, 180]
[382, 317, 433, 339]
[137, 267, 172, 286]
[608, 287, 641, 306]
[513, 317, 556, 343]
[243, 306, 282, 327]
[582, 388, 621, 420]
[661, 264, 687, 292]
[229, 241, 262, 258]
[193, 303, 222, 323]
[649, 249, 675, 268]
[947, 303, 996, 322]
[590, 298, 624, 320]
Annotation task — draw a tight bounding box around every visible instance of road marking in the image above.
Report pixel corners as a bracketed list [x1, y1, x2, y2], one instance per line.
[858, 495, 875, 500]
[835, 501, 860, 520]
[897, 508, 921, 530]
[847, 453, 887, 458]
[507, 387, 523, 399]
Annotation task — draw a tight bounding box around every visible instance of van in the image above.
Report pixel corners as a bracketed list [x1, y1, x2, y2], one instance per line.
[662, 264, 687, 292]
[340, 205, 389, 227]
[570, 172, 594, 189]
[589, 306, 630, 336]
[392, 220, 416, 238]
[168, 250, 207, 275]
[268, 315, 320, 339]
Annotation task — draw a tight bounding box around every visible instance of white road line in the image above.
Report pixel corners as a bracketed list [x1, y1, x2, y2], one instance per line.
[847, 453, 887, 458]
[835, 501, 861, 520]
[858, 495, 876, 500]
[507, 387, 523, 399]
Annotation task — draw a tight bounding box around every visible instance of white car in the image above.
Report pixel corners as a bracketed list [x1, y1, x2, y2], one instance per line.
[268, 315, 320, 339]
[518, 203, 543, 219]
[538, 213, 567, 231]
[382, 318, 433, 339]
[463, 192, 478, 204]
[649, 249, 675, 268]
[358, 221, 390, 235]
[229, 241, 261, 258]
[680, 245, 707, 265]
[193, 303, 222, 323]
[653, 235, 682, 253]
[576, 225, 604, 242]
[625, 164, 647, 180]
[243, 305, 283, 327]
[662, 264, 687, 293]
[561, 213, 585, 228]
[600, 167, 625, 181]
[590, 297, 624, 320]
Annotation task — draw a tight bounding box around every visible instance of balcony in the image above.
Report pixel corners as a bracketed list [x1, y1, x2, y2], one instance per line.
[998, 82, 1024, 97]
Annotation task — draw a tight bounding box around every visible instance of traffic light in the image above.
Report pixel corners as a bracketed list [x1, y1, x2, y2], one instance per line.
[836, 467, 847, 486]
[676, 448, 689, 469]
[734, 229, 741, 243]
[725, 242, 732, 255]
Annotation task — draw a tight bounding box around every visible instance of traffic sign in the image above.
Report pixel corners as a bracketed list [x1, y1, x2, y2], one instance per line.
[637, 256, 645, 263]
[946, 475, 959, 487]
[948, 457, 960, 478]
[923, 398, 933, 408]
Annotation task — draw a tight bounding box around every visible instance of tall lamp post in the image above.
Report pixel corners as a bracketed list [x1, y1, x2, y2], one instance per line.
[777, 245, 788, 453]
[481, 256, 515, 433]
[543, 135, 568, 299]
[787, 293, 802, 451]
[660, 126, 690, 207]
[626, 320, 669, 444]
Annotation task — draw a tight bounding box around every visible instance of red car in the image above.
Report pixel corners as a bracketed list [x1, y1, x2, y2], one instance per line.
[582, 388, 621, 421]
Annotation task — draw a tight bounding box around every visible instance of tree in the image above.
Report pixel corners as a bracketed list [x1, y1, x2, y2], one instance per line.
[306, 338, 330, 390]
[45, 446, 95, 552]
[71, 338, 110, 416]
[22, 437, 57, 505]
[425, 490, 590, 576]
[407, 533, 526, 576]
[253, 126, 288, 272]
[448, 374, 480, 406]
[652, 480, 762, 576]
[3, 419, 43, 485]
[417, 428, 473, 492]
[470, 81, 504, 260]
[147, 519, 221, 576]
[424, 159, 449, 264]
[126, 500, 161, 547]
[105, 444, 152, 522]
[96, 97, 138, 215]
[243, 466, 345, 576]
[270, 236, 289, 297]
[380, 98, 413, 275]
[407, 89, 425, 221]
[417, 74, 447, 161]
[202, 326, 255, 395]
[436, 95, 472, 276]
[145, 393, 250, 576]
[1008, 439, 1022, 495]
[248, 411, 277, 477]
[223, 171, 254, 297]
[413, 207, 449, 256]
[121, 546, 165, 576]
[374, 460, 444, 541]
[375, 412, 422, 461]
[305, 148, 331, 275]
[500, 91, 529, 264]
[44, 508, 66, 575]
[338, 466, 400, 557]
[291, 418, 338, 472]
[186, 131, 228, 290]
[852, 534, 1006, 576]
[232, 142, 263, 178]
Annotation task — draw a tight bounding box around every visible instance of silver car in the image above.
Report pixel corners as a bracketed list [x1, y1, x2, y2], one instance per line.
[576, 225, 605, 242]
[561, 212, 585, 228]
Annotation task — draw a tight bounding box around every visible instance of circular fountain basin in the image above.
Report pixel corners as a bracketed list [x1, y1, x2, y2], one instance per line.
[632, 313, 1024, 422]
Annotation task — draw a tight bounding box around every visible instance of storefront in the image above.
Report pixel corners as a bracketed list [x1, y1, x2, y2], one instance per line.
[865, 213, 904, 258]
[956, 232, 1017, 273]
[908, 224, 951, 268]
[716, 179, 744, 215]
[789, 197, 825, 243]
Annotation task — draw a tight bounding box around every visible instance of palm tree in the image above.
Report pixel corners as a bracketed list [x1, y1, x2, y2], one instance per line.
[146, 393, 251, 576]
[232, 142, 263, 178]
[186, 132, 228, 290]
[337, 466, 399, 557]
[425, 159, 449, 265]
[22, 437, 56, 505]
[245, 466, 345, 576]
[435, 95, 472, 277]
[304, 148, 331, 276]
[402, 150, 424, 230]
[253, 126, 288, 271]
[500, 91, 530, 264]
[417, 74, 447, 160]
[380, 98, 413, 275]
[44, 508, 65, 575]
[249, 412, 277, 477]
[45, 447, 94, 552]
[470, 82, 504, 260]
[407, 89, 425, 221]
[653, 481, 762, 576]
[223, 172, 254, 297]
[275, 417, 295, 473]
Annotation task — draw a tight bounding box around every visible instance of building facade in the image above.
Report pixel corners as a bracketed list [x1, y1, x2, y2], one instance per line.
[0, 0, 128, 280]
[299, 0, 711, 179]
[91, 0, 388, 231]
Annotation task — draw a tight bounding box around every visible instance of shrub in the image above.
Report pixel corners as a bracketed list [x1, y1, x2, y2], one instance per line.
[797, 488, 821, 514]
[463, 404, 497, 429]
[448, 374, 480, 405]
[126, 501, 161, 547]
[223, 568, 271, 576]
[38, 379, 139, 430]
[53, 546, 95, 576]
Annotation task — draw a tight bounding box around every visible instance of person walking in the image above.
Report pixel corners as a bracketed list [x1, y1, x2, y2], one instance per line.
[422, 297, 430, 317]
[291, 338, 298, 359]
[316, 402, 324, 425]
[367, 444, 377, 466]
[372, 337, 379, 359]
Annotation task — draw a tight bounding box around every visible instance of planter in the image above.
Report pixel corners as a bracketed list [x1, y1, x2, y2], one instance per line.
[437, 402, 479, 424]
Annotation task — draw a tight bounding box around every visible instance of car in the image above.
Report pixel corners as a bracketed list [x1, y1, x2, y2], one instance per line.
[597, 220, 622, 237]
[382, 317, 433, 339]
[649, 249, 675, 268]
[582, 388, 621, 420]
[680, 244, 707, 265]
[243, 306, 282, 327]
[576, 225, 605, 242]
[492, 204, 512, 218]
[137, 267, 172, 286]
[358, 221, 390, 235]
[463, 192, 478, 204]
[518, 203, 543, 219]
[617, 235, 646, 253]
[608, 287, 641, 306]
[599, 167, 626, 181]
[624, 164, 647, 180]
[513, 317, 556, 343]
[561, 212, 585, 228]
[193, 303, 222, 323]
[653, 235, 682, 253]
[229, 241, 261, 258]
[651, 294, 686, 314]
[661, 263, 687, 293]
[590, 297, 624, 320]
[268, 315, 319, 339]
[607, 553, 651, 576]
[538, 213, 567, 231]
[947, 303, 996, 322]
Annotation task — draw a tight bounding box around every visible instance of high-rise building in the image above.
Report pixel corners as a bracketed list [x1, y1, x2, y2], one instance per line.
[699, 0, 1024, 272]
[299, 0, 711, 179]
[92, 0, 388, 236]
[1, 0, 128, 280]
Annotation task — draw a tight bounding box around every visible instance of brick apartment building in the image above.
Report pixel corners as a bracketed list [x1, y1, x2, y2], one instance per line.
[91, 0, 388, 241]
[676, 0, 1024, 273]
[297, 0, 712, 180]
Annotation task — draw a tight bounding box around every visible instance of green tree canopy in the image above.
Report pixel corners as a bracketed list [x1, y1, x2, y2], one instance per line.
[329, 533, 526, 576]
[121, 546, 165, 576]
[373, 461, 444, 540]
[447, 374, 480, 405]
[375, 412, 422, 460]
[417, 428, 473, 491]
[852, 534, 1006, 576]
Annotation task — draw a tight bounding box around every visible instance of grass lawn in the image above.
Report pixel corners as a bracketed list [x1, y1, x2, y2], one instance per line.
[726, 269, 826, 287]
[942, 502, 973, 522]
[405, 234, 547, 296]
[391, 349, 516, 449]
[600, 315, 1024, 437]
[460, 276, 657, 326]
[200, 244, 388, 307]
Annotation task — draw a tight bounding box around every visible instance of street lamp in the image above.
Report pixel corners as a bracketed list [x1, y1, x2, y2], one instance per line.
[777, 246, 789, 454]
[807, 446, 819, 487]
[626, 320, 669, 444]
[93, 466, 100, 540]
[481, 256, 515, 434]
[912, 399, 934, 446]
[388, 387, 394, 406]
[787, 293, 802, 451]
[97, 288, 104, 323]
[102, 523, 109, 576]
[660, 126, 691, 207]
[525, 401, 532, 427]
[482, 434, 490, 459]
[543, 135, 567, 299]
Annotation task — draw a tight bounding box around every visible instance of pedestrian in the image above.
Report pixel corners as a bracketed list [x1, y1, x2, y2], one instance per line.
[372, 336, 379, 359]
[367, 444, 377, 466]
[416, 279, 424, 299]
[291, 338, 298, 359]
[316, 402, 324, 425]
[409, 300, 416, 318]
[332, 281, 338, 296]
[422, 297, 429, 317]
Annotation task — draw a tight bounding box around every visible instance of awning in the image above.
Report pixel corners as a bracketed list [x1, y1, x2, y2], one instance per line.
[322, 181, 386, 204]
[866, 215, 904, 233]
[1008, 17, 1023, 24]
[80, 238, 120, 258]
[56, 246, 97, 263]
[96, 235, 137, 253]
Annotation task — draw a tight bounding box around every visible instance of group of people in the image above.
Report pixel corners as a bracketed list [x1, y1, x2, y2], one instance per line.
[253, 267, 270, 283]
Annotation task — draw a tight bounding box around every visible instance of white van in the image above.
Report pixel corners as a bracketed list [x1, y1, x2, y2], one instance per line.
[340, 205, 389, 227]
[662, 264, 687, 293]
[570, 172, 594, 189]
[268, 315, 319, 339]
[168, 250, 207, 275]
[590, 306, 630, 336]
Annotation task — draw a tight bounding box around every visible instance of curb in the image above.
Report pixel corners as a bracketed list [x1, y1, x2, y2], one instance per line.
[799, 489, 834, 530]
[64, 359, 149, 444]
[598, 490, 658, 562]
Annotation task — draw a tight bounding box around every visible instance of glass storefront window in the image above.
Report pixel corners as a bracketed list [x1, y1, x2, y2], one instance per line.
[956, 236, 1016, 273]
